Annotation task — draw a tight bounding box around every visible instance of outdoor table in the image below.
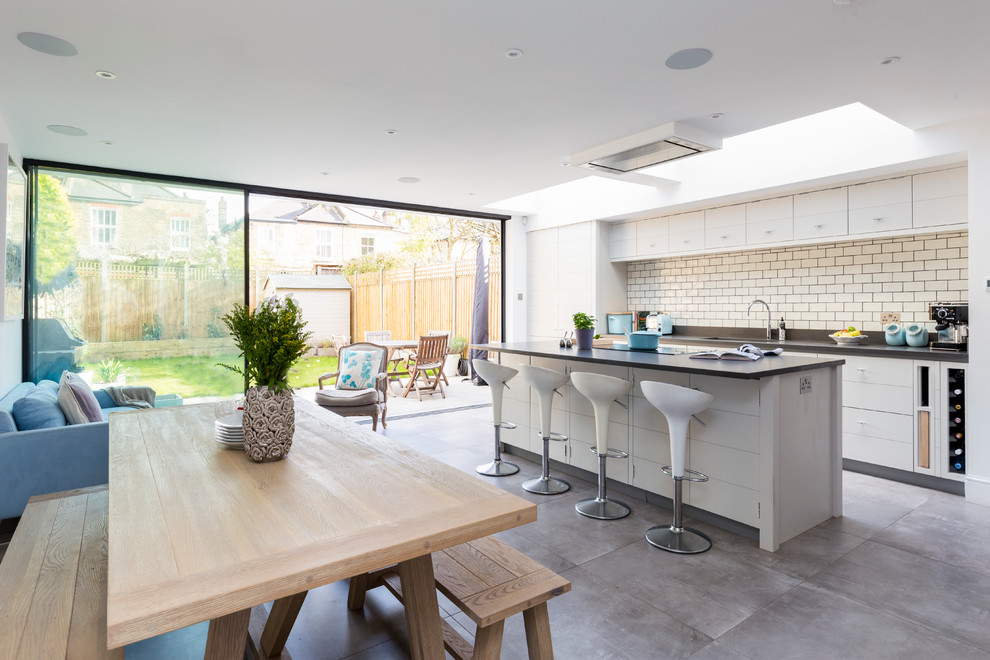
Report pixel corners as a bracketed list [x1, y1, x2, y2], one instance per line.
[106, 398, 535, 659]
[375, 338, 419, 391]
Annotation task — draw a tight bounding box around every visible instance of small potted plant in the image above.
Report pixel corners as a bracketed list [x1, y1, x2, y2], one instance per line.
[447, 335, 469, 376]
[572, 312, 596, 350]
[218, 295, 311, 462]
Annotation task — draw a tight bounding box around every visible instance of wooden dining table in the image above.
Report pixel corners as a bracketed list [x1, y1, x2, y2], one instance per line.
[105, 398, 536, 659]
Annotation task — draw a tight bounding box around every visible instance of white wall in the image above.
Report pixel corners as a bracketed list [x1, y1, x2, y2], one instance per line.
[0, 116, 24, 392]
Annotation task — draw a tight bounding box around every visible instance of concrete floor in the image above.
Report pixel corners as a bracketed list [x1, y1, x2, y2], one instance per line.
[265, 406, 990, 659]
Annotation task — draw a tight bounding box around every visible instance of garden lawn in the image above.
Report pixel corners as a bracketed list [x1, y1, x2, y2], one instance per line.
[83, 354, 339, 400]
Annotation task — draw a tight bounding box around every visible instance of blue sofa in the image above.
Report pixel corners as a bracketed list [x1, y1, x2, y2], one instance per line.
[0, 381, 140, 520]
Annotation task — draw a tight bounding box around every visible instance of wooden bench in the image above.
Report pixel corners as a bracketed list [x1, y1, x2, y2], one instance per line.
[347, 536, 571, 660]
[0, 486, 121, 659]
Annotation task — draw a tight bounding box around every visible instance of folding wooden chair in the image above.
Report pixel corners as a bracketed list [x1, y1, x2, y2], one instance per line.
[402, 334, 449, 400]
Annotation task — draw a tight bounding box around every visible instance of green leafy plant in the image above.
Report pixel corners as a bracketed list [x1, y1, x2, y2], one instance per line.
[96, 358, 126, 383]
[572, 312, 596, 330]
[217, 295, 312, 393]
[448, 335, 468, 355]
[206, 306, 227, 338]
[142, 313, 163, 341]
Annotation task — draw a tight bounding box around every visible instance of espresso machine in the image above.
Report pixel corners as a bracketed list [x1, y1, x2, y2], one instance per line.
[929, 303, 968, 351]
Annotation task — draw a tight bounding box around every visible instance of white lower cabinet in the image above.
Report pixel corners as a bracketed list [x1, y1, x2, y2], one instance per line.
[840, 355, 914, 470]
[838, 354, 966, 482]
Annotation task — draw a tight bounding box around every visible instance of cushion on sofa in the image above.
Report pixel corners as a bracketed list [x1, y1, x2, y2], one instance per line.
[0, 411, 16, 434]
[12, 388, 67, 430]
[93, 389, 115, 409]
[58, 371, 103, 424]
[0, 382, 37, 415]
[37, 379, 60, 396]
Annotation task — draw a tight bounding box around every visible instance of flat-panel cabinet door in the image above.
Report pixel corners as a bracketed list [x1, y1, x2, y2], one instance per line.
[848, 177, 912, 235]
[912, 166, 967, 230]
[704, 205, 746, 249]
[668, 211, 705, 253]
[610, 221, 636, 260]
[636, 217, 669, 257]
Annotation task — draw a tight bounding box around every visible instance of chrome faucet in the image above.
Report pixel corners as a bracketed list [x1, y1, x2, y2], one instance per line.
[747, 299, 773, 341]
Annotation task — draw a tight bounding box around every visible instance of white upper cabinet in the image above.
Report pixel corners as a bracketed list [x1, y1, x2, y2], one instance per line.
[610, 221, 636, 260]
[848, 177, 912, 235]
[607, 165, 966, 261]
[704, 205, 746, 249]
[668, 211, 706, 253]
[793, 188, 848, 240]
[636, 216, 669, 257]
[913, 166, 968, 229]
[746, 196, 793, 245]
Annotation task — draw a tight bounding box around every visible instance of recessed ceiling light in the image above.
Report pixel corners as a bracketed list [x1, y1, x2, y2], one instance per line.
[879, 56, 901, 65]
[47, 124, 87, 137]
[710, 112, 725, 120]
[100, 140, 113, 146]
[833, 0, 863, 5]
[505, 48, 524, 59]
[665, 48, 713, 70]
[398, 177, 420, 184]
[384, 129, 398, 135]
[17, 32, 77, 56]
[95, 70, 116, 80]
[320, 171, 329, 176]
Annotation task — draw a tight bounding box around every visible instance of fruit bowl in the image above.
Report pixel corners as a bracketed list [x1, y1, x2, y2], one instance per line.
[830, 333, 867, 344]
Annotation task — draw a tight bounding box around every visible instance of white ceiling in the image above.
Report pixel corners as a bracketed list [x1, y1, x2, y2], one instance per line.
[2, 0, 988, 216]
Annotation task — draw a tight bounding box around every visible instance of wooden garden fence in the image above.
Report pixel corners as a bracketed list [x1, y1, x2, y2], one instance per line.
[348, 257, 501, 344]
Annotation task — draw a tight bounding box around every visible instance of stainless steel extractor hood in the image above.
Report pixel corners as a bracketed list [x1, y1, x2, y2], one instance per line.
[569, 121, 722, 174]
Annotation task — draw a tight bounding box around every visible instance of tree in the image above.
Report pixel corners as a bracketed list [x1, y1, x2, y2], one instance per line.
[34, 174, 79, 293]
[340, 253, 402, 275]
[396, 213, 500, 263]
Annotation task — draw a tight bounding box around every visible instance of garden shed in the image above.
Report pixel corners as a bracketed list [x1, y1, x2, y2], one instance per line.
[261, 274, 351, 344]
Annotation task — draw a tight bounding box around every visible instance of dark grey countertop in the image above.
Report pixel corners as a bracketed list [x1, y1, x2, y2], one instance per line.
[656, 333, 968, 363]
[475, 341, 845, 380]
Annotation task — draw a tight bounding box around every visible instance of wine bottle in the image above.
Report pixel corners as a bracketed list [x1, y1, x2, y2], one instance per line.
[953, 388, 963, 396]
[955, 404, 963, 411]
[954, 448, 963, 456]
[955, 432, 963, 440]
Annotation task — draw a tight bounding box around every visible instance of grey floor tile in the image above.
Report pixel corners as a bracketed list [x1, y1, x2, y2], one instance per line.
[809, 540, 990, 650]
[696, 518, 866, 580]
[717, 583, 990, 660]
[496, 488, 656, 566]
[688, 640, 755, 660]
[581, 539, 802, 639]
[486, 565, 711, 660]
[872, 507, 990, 578]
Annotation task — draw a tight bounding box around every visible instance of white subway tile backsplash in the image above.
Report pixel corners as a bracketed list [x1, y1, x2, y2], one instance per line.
[627, 231, 967, 333]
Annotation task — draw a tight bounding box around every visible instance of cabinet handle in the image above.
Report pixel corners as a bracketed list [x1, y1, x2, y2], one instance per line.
[720, 234, 728, 240]
[815, 224, 824, 229]
[857, 420, 867, 425]
[764, 229, 773, 234]
[683, 239, 691, 244]
[856, 367, 867, 372]
[873, 216, 885, 223]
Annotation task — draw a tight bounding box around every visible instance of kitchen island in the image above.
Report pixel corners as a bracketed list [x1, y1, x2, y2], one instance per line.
[475, 341, 846, 551]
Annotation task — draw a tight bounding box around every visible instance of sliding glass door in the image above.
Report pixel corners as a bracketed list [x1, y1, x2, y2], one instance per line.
[28, 166, 245, 401]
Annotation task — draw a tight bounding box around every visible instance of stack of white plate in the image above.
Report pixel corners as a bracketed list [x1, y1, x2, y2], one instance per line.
[215, 411, 244, 447]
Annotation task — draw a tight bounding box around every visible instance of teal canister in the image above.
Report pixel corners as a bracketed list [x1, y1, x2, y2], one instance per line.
[885, 323, 906, 345]
[905, 323, 929, 347]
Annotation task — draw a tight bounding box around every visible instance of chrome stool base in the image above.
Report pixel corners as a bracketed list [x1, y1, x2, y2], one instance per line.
[477, 423, 519, 476]
[645, 525, 712, 554]
[575, 497, 630, 520]
[476, 459, 519, 477]
[522, 475, 570, 495]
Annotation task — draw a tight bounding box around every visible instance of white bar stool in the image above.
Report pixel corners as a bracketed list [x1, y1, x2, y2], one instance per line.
[517, 364, 571, 495]
[471, 359, 520, 476]
[570, 371, 634, 520]
[640, 381, 715, 554]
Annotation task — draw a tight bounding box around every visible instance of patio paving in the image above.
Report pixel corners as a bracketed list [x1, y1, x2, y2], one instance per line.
[294, 369, 493, 425]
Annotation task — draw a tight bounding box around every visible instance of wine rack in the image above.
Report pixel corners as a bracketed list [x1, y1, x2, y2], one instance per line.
[947, 367, 965, 474]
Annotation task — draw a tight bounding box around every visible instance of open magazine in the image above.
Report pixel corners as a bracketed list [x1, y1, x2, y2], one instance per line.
[689, 344, 784, 361]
